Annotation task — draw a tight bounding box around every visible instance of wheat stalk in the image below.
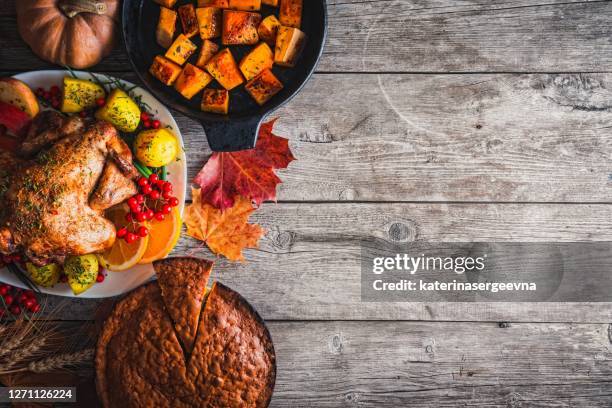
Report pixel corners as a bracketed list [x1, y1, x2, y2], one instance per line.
[26, 348, 94, 374]
[0, 334, 48, 372]
[0, 321, 30, 359]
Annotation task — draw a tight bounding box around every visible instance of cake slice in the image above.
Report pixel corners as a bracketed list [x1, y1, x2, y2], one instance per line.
[153, 257, 213, 352]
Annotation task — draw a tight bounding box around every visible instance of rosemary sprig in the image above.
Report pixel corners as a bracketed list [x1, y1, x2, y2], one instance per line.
[7, 263, 41, 294]
[64, 66, 78, 79]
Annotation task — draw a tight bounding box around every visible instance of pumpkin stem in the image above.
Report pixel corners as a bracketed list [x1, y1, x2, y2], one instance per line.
[58, 0, 107, 18]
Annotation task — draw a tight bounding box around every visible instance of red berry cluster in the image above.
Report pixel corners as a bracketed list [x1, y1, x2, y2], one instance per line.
[36, 85, 62, 109]
[0, 284, 39, 317]
[117, 174, 179, 244]
[140, 112, 161, 130]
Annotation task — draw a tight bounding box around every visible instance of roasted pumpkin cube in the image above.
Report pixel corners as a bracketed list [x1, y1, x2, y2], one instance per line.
[245, 69, 283, 105]
[274, 26, 306, 67]
[201, 89, 229, 114]
[150, 55, 182, 85]
[228, 0, 261, 11]
[196, 40, 220, 69]
[222, 10, 261, 45]
[258, 15, 281, 46]
[178, 4, 199, 38]
[198, 0, 229, 7]
[157, 7, 177, 49]
[174, 63, 213, 99]
[165, 34, 197, 65]
[196, 7, 222, 39]
[205, 48, 244, 90]
[239, 42, 274, 80]
[154, 0, 178, 8]
[279, 0, 302, 28]
[262, 0, 279, 6]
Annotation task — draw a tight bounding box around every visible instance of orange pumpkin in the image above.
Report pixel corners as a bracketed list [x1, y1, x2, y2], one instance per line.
[16, 0, 120, 69]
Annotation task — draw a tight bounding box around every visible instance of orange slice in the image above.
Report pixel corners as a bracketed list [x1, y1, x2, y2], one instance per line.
[139, 206, 182, 264]
[98, 205, 149, 272]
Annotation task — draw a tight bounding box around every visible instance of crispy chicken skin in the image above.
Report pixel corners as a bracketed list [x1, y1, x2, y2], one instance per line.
[0, 113, 138, 265]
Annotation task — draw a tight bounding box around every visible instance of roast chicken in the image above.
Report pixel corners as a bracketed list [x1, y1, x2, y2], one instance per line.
[0, 111, 137, 265]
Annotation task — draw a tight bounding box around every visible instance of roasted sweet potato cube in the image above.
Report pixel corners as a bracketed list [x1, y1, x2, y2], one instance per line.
[154, 0, 178, 8]
[222, 10, 261, 45]
[196, 40, 220, 69]
[229, 0, 261, 11]
[150, 55, 182, 85]
[174, 63, 213, 99]
[165, 34, 197, 65]
[274, 26, 306, 67]
[258, 15, 281, 46]
[245, 69, 283, 105]
[201, 89, 229, 114]
[196, 7, 222, 39]
[198, 0, 229, 7]
[205, 48, 244, 90]
[239, 42, 274, 80]
[279, 0, 302, 28]
[262, 0, 279, 6]
[157, 7, 177, 49]
[178, 4, 199, 38]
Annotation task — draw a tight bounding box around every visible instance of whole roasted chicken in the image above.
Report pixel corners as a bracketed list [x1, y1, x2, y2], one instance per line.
[0, 111, 137, 265]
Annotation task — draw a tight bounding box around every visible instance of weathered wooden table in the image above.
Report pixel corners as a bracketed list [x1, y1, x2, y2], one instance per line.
[2, 0, 612, 406]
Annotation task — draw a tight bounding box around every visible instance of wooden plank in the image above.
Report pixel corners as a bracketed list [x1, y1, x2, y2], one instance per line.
[39, 203, 612, 322]
[267, 321, 612, 407]
[2, 0, 612, 72]
[180, 73, 612, 203]
[39, 321, 612, 407]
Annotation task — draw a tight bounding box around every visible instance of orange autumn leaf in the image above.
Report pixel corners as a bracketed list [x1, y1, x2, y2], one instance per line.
[184, 187, 264, 261]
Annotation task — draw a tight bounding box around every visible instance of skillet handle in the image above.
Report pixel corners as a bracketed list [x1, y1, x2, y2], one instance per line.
[201, 116, 263, 152]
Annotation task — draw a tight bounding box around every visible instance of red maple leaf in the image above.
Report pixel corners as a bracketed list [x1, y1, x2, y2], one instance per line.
[194, 120, 296, 210]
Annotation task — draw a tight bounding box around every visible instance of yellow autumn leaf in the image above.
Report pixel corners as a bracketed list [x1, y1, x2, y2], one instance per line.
[184, 187, 264, 261]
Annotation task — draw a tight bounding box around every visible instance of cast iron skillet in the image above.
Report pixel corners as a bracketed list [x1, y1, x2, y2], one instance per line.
[122, 0, 327, 152]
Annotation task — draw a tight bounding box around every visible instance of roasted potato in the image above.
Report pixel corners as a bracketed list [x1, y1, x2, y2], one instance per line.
[95, 88, 141, 132]
[196, 40, 220, 69]
[201, 89, 229, 114]
[64, 255, 99, 295]
[262, 0, 279, 6]
[196, 7, 222, 39]
[0, 77, 39, 118]
[198, 0, 229, 7]
[165, 34, 197, 65]
[239, 42, 274, 80]
[157, 7, 177, 49]
[279, 0, 302, 28]
[150, 55, 183, 85]
[258, 15, 281, 46]
[26, 263, 61, 288]
[174, 63, 213, 99]
[205, 48, 244, 90]
[245, 69, 283, 105]
[228, 0, 261, 11]
[178, 4, 199, 38]
[274, 26, 306, 67]
[222, 10, 262, 45]
[61, 77, 105, 114]
[134, 128, 179, 167]
[154, 0, 178, 7]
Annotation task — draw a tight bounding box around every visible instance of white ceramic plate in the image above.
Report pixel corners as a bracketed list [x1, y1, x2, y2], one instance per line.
[0, 70, 187, 298]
